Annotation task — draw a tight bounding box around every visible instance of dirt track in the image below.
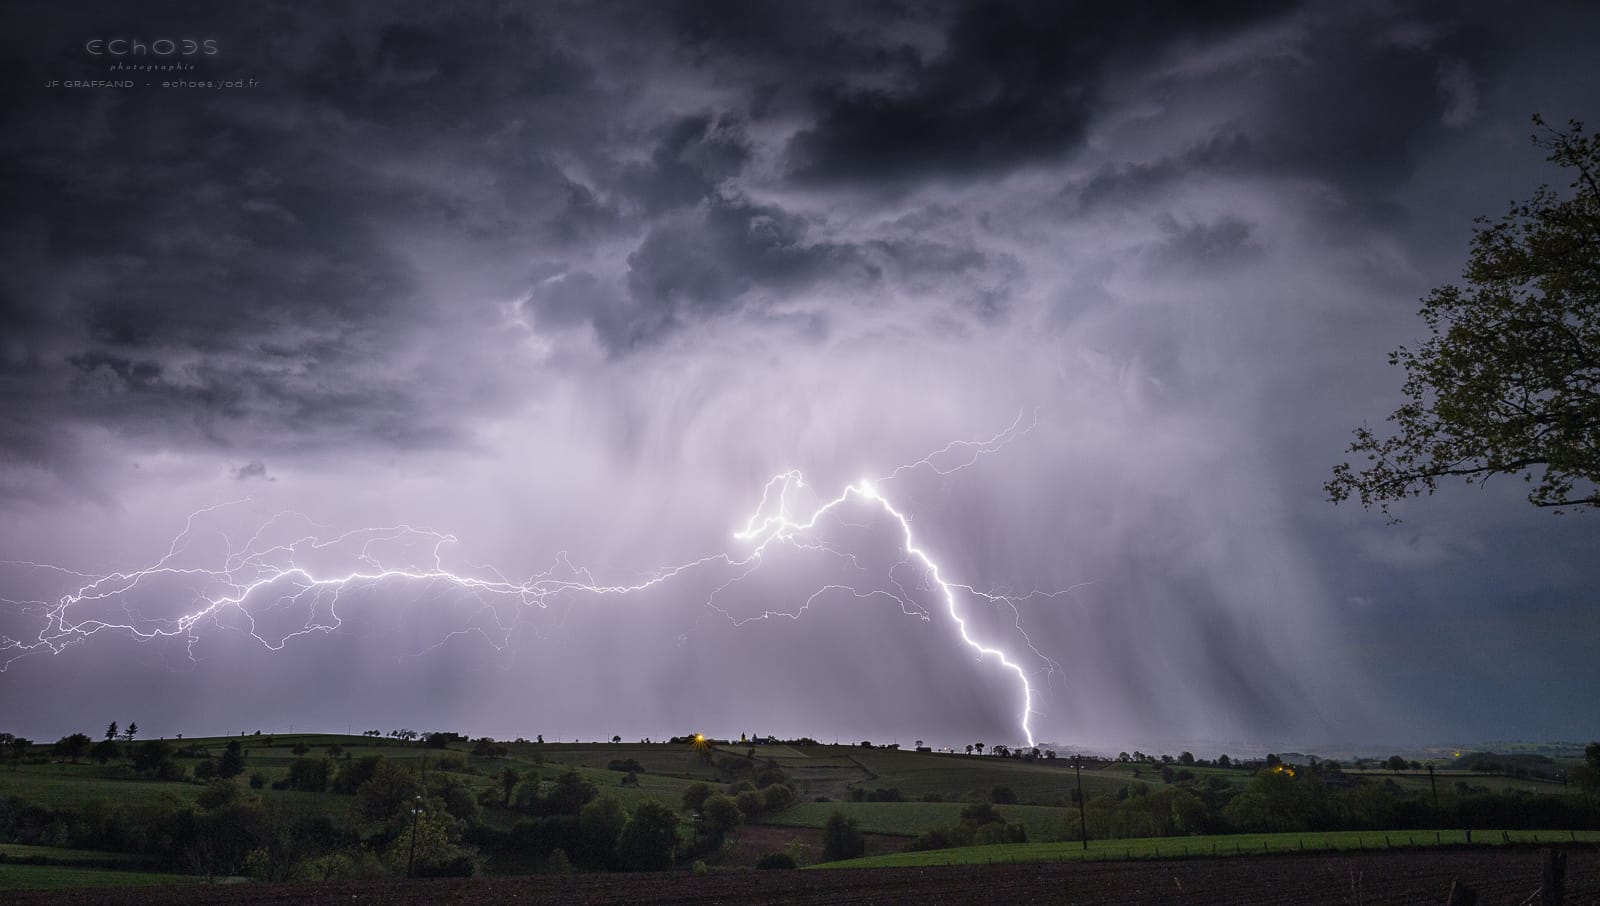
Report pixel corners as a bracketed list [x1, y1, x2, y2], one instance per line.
[12, 847, 1598, 905]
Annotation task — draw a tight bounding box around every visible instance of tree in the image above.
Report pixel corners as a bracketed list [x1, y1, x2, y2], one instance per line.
[218, 740, 246, 779]
[616, 798, 678, 870]
[125, 722, 138, 742]
[965, 744, 973, 755]
[1222, 769, 1311, 833]
[974, 742, 984, 755]
[611, 735, 621, 744]
[1329, 117, 1600, 516]
[1574, 741, 1600, 798]
[353, 760, 421, 825]
[54, 732, 91, 763]
[681, 782, 714, 813]
[501, 767, 520, 807]
[699, 792, 743, 841]
[822, 811, 865, 861]
[382, 804, 475, 877]
[105, 721, 118, 741]
[286, 756, 332, 793]
[1385, 755, 1409, 772]
[577, 795, 629, 869]
[544, 770, 598, 816]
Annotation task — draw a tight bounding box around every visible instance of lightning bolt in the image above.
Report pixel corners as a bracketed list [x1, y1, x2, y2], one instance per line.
[0, 412, 1079, 747]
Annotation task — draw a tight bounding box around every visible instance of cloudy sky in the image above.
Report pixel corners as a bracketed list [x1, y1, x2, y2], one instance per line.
[1, 1, 1596, 751]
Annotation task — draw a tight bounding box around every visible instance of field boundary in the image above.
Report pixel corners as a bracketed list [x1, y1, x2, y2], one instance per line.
[816, 828, 1600, 868]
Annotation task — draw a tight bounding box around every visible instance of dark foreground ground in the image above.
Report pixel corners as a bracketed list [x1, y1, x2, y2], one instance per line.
[11, 847, 1598, 905]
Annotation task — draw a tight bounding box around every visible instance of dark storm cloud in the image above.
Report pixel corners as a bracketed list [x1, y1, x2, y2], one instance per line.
[0, 0, 1508, 485]
[3, 0, 1599, 749]
[0, 2, 620, 490]
[1155, 215, 1261, 268]
[1066, 6, 1507, 224]
[619, 113, 753, 215]
[230, 460, 271, 481]
[784, 0, 1297, 185]
[524, 191, 1013, 353]
[625, 194, 876, 326]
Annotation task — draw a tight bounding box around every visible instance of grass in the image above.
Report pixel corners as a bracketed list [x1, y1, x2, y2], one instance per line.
[755, 800, 1077, 840]
[816, 828, 1600, 868]
[0, 771, 199, 810]
[0, 863, 196, 890]
[849, 754, 1131, 804]
[0, 844, 156, 865]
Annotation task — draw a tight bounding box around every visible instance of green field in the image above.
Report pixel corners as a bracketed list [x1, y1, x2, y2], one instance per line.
[836, 748, 1132, 803]
[755, 800, 1077, 839]
[0, 863, 197, 889]
[0, 843, 156, 865]
[820, 828, 1600, 868]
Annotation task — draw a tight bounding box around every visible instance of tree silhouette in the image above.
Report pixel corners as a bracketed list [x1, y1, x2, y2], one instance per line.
[55, 733, 91, 763]
[105, 721, 118, 741]
[1330, 117, 1600, 515]
[218, 740, 246, 778]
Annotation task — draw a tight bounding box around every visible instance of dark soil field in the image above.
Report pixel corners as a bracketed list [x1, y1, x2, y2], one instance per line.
[9, 847, 1596, 905]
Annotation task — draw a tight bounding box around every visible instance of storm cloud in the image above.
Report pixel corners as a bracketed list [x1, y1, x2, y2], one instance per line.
[1, 0, 1596, 750]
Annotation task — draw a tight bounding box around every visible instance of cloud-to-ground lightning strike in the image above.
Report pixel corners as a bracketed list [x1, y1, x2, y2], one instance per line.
[0, 415, 1078, 747]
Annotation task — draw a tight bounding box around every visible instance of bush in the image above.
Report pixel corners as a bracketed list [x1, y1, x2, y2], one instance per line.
[290, 847, 390, 881]
[700, 793, 743, 839]
[760, 783, 795, 812]
[755, 851, 798, 869]
[682, 782, 714, 813]
[286, 756, 332, 793]
[433, 753, 470, 774]
[617, 799, 678, 871]
[735, 790, 764, 817]
[822, 811, 865, 861]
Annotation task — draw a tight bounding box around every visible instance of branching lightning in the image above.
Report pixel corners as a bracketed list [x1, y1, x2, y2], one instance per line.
[1, 413, 1083, 746]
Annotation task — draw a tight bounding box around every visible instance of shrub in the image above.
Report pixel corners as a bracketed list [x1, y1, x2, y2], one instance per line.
[821, 811, 865, 861]
[755, 851, 798, 869]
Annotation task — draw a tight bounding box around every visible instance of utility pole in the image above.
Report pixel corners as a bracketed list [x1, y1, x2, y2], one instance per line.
[407, 795, 423, 879]
[1073, 755, 1088, 850]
